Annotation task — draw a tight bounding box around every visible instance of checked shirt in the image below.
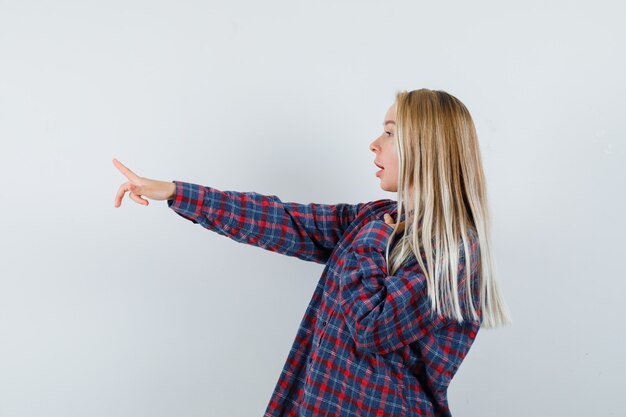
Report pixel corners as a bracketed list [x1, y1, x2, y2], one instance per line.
[167, 181, 482, 417]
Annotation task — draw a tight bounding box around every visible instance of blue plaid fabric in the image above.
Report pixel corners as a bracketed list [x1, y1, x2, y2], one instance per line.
[167, 181, 482, 417]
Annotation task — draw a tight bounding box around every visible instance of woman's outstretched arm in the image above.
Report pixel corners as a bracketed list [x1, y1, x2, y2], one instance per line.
[167, 180, 365, 264]
[112, 158, 364, 264]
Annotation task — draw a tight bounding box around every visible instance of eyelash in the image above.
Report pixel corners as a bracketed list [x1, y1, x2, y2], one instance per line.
[385, 131, 393, 137]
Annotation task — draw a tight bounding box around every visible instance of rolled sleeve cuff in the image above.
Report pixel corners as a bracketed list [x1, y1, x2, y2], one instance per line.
[167, 180, 207, 224]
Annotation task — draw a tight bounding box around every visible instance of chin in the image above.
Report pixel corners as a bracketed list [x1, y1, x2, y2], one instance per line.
[380, 182, 398, 193]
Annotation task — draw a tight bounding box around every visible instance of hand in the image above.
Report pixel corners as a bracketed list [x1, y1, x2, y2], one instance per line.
[383, 213, 405, 234]
[112, 158, 176, 207]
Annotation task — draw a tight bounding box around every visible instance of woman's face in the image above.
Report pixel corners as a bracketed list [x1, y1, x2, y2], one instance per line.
[370, 103, 399, 192]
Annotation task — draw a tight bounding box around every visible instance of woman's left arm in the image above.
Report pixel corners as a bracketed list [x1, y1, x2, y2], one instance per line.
[338, 220, 448, 355]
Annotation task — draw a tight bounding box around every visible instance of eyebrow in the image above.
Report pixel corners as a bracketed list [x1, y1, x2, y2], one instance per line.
[382, 121, 396, 126]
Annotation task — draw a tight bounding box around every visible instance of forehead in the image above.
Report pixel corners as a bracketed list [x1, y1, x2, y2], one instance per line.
[383, 103, 396, 126]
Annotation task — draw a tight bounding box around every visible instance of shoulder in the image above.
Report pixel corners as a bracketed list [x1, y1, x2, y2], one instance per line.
[356, 199, 397, 220]
[336, 199, 397, 245]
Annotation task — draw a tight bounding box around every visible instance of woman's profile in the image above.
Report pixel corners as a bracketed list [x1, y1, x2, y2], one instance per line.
[113, 88, 512, 416]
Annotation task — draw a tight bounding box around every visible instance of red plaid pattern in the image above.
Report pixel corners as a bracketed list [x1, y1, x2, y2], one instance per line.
[168, 181, 482, 417]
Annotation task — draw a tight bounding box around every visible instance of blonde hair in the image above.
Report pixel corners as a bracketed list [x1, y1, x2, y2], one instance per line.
[385, 88, 512, 329]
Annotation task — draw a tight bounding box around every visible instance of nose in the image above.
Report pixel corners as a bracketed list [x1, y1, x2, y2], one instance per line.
[369, 136, 381, 153]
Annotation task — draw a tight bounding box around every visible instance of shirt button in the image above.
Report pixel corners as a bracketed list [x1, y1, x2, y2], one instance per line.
[322, 320, 327, 326]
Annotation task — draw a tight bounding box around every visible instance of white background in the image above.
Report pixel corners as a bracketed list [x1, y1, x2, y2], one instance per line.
[1, 1, 624, 416]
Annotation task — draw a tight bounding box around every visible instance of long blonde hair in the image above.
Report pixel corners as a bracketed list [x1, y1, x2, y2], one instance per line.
[385, 89, 512, 329]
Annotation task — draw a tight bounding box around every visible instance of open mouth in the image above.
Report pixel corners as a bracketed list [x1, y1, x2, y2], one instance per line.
[375, 162, 384, 177]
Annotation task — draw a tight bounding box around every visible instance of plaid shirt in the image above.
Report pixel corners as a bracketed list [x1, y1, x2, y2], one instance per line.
[167, 181, 482, 417]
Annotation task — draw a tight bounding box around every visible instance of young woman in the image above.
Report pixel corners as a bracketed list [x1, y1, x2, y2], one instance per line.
[113, 88, 512, 417]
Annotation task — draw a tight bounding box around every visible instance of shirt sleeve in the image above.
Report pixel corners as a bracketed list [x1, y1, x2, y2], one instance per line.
[167, 180, 366, 264]
[338, 219, 449, 355]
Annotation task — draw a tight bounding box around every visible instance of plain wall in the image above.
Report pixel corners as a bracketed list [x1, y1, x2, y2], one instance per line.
[1, 1, 624, 416]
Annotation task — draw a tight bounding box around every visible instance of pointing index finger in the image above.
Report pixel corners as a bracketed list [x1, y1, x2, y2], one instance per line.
[112, 158, 140, 181]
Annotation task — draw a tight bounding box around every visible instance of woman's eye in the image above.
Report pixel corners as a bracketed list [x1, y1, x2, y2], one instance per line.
[385, 131, 393, 137]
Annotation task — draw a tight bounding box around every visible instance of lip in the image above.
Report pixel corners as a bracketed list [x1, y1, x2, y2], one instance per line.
[374, 161, 384, 169]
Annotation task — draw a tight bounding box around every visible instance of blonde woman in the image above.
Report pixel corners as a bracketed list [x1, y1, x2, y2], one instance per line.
[113, 88, 511, 417]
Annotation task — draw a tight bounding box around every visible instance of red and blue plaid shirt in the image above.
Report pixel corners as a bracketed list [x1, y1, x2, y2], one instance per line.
[167, 181, 482, 417]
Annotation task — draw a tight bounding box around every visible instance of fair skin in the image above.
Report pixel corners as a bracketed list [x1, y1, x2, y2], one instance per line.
[370, 103, 399, 194]
[370, 103, 411, 231]
[113, 102, 408, 230]
[112, 158, 175, 207]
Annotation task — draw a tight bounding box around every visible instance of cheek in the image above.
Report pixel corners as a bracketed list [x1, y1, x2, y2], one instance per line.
[387, 159, 399, 175]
